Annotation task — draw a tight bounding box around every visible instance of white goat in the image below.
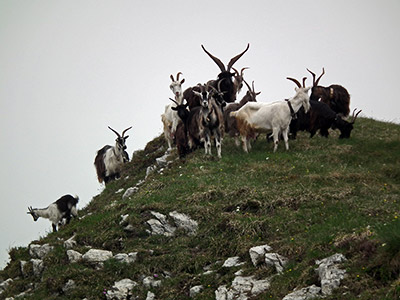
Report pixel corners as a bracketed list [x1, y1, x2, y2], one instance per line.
[161, 72, 185, 150]
[27, 194, 79, 232]
[231, 77, 311, 153]
[94, 126, 132, 185]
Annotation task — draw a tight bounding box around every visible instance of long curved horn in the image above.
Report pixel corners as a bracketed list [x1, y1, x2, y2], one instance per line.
[121, 126, 132, 137]
[108, 126, 121, 138]
[287, 77, 302, 88]
[315, 68, 325, 86]
[306, 68, 316, 86]
[227, 43, 250, 71]
[232, 67, 240, 76]
[243, 79, 252, 93]
[176, 72, 183, 81]
[302, 77, 307, 88]
[169, 97, 179, 106]
[350, 109, 362, 124]
[201, 45, 226, 72]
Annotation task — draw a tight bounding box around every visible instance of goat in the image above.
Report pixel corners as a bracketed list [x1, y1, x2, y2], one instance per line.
[231, 77, 310, 153]
[170, 98, 191, 158]
[201, 43, 250, 104]
[307, 68, 351, 116]
[94, 126, 132, 185]
[224, 80, 260, 145]
[162, 72, 185, 149]
[232, 67, 249, 95]
[185, 84, 225, 158]
[27, 194, 79, 232]
[290, 100, 362, 139]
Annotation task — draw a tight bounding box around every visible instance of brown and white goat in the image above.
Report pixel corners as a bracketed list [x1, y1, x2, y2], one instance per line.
[94, 126, 131, 185]
[162, 72, 185, 149]
[224, 80, 260, 145]
[231, 77, 310, 153]
[307, 68, 351, 116]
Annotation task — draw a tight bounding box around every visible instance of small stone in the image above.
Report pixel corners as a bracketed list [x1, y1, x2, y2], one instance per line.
[222, 256, 245, 268]
[122, 187, 139, 199]
[190, 285, 204, 297]
[249, 244, 272, 266]
[67, 250, 82, 263]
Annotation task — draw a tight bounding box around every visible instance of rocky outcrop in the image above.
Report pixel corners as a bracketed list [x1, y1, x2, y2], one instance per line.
[105, 278, 138, 300]
[145, 211, 198, 237]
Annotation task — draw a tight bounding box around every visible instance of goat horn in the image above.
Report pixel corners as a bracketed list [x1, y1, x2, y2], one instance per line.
[201, 45, 226, 72]
[108, 126, 121, 138]
[302, 77, 307, 88]
[241, 67, 249, 76]
[315, 67, 325, 86]
[350, 109, 362, 124]
[227, 43, 250, 71]
[169, 98, 179, 106]
[170, 74, 175, 82]
[243, 79, 252, 93]
[176, 72, 183, 81]
[287, 77, 302, 88]
[121, 126, 132, 137]
[306, 68, 316, 86]
[232, 67, 240, 76]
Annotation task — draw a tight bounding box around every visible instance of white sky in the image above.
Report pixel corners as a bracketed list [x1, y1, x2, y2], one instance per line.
[0, 0, 399, 269]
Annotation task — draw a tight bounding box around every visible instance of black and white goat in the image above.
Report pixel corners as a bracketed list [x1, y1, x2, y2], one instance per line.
[94, 126, 132, 185]
[27, 194, 79, 232]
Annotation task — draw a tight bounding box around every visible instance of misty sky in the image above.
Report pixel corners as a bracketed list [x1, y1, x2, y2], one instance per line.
[0, 1, 399, 269]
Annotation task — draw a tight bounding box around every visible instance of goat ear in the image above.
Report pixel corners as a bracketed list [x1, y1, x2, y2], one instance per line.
[180, 79, 185, 84]
[124, 135, 129, 140]
[171, 106, 178, 111]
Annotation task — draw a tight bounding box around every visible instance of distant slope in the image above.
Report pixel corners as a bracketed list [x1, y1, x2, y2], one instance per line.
[1, 118, 399, 300]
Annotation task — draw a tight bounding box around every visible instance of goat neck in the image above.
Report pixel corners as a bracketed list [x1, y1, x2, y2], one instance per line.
[287, 87, 311, 114]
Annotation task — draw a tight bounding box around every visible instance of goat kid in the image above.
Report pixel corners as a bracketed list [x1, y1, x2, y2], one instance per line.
[27, 194, 79, 232]
[231, 77, 310, 153]
[94, 126, 132, 185]
[162, 72, 185, 149]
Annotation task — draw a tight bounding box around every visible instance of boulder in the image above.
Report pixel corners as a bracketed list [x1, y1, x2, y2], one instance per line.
[122, 187, 139, 200]
[146, 291, 156, 300]
[222, 256, 245, 268]
[146, 211, 176, 236]
[282, 285, 321, 300]
[315, 253, 347, 296]
[190, 285, 204, 298]
[82, 249, 113, 263]
[215, 276, 271, 300]
[31, 259, 44, 276]
[113, 252, 138, 264]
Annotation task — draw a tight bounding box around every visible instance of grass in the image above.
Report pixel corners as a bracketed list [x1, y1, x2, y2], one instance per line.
[0, 117, 399, 299]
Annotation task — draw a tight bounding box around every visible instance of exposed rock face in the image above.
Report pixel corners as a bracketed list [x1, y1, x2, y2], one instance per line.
[249, 244, 272, 266]
[106, 278, 137, 300]
[146, 211, 198, 237]
[215, 276, 271, 300]
[31, 259, 44, 277]
[62, 279, 76, 294]
[29, 244, 54, 259]
[0, 278, 13, 295]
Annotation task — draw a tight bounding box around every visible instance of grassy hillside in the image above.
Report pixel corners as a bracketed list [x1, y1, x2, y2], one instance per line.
[1, 117, 399, 299]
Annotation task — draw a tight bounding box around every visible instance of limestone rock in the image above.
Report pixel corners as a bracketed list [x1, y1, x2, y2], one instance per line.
[146, 211, 176, 236]
[264, 253, 288, 273]
[190, 285, 204, 298]
[67, 250, 83, 263]
[215, 276, 271, 300]
[315, 253, 347, 296]
[29, 243, 54, 259]
[113, 252, 137, 264]
[122, 187, 139, 200]
[169, 211, 198, 235]
[106, 278, 137, 300]
[222, 256, 245, 268]
[31, 259, 44, 276]
[82, 249, 113, 263]
[64, 235, 77, 249]
[249, 244, 272, 266]
[62, 279, 76, 294]
[0, 278, 13, 294]
[282, 285, 322, 300]
[146, 291, 156, 300]
[143, 276, 162, 288]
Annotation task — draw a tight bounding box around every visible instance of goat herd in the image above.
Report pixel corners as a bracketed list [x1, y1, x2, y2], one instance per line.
[27, 43, 361, 232]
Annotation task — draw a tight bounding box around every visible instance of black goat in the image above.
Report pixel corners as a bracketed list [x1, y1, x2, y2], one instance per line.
[27, 194, 79, 232]
[170, 98, 191, 158]
[290, 99, 362, 139]
[307, 68, 351, 117]
[201, 43, 250, 104]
